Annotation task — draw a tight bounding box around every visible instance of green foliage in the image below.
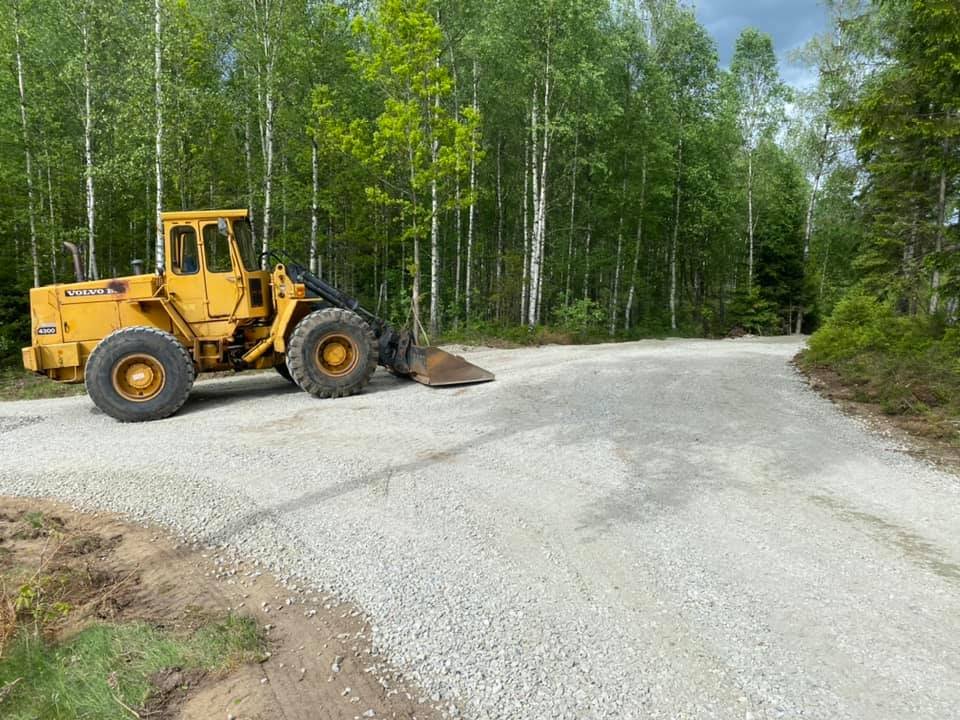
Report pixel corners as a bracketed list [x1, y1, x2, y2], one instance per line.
[807, 289, 893, 362]
[0, 285, 29, 367]
[2, 0, 915, 346]
[12, 580, 71, 632]
[731, 28, 790, 151]
[0, 616, 263, 720]
[0, 368, 86, 401]
[805, 286, 960, 429]
[552, 298, 606, 334]
[727, 286, 781, 335]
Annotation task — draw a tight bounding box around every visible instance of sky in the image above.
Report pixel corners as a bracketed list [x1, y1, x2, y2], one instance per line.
[692, 0, 829, 88]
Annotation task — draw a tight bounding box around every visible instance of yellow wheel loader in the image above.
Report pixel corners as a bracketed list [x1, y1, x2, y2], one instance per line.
[22, 209, 493, 422]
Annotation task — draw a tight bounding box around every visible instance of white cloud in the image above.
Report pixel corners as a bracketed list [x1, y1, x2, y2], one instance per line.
[690, 0, 828, 88]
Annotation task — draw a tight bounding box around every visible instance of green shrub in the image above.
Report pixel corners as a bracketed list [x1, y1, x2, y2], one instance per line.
[802, 287, 960, 432]
[552, 299, 606, 334]
[727, 286, 781, 335]
[806, 289, 893, 362]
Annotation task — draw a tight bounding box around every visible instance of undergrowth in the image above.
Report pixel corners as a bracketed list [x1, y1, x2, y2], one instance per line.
[0, 510, 264, 719]
[0, 366, 85, 402]
[0, 617, 262, 719]
[799, 289, 960, 440]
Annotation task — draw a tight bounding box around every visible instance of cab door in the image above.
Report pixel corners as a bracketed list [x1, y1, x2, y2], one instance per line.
[165, 222, 207, 322]
[199, 221, 243, 318]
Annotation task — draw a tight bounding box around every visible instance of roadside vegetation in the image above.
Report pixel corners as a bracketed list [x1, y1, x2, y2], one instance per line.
[0, 367, 85, 401]
[799, 292, 960, 443]
[0, 509, 264, 719]
[796, 1, 960, 446]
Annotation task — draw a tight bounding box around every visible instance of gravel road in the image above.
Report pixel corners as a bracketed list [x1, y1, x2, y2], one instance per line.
[3, 337, 960, 719]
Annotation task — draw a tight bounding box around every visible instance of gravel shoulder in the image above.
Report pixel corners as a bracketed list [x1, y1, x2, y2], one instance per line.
[4, 337, 960, 719]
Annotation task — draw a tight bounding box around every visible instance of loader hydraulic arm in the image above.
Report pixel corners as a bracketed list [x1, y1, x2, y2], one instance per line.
[279, 259, 492, 385]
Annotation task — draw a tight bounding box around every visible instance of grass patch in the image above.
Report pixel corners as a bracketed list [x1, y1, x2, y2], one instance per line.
[0, 367, 85, 402]
[0, 616, 263, 719]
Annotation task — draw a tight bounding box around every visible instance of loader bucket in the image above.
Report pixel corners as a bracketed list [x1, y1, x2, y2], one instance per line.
[405, 345, 495, 387]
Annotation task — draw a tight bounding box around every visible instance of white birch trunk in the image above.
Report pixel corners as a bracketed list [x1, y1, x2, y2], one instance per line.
[282, 156, 289, 248]
[408, 142, 422, 342]
[154, 0, 164, 271]
[429, 95, 440, 336]
[310, 138, 319, 274]
[802, 124, 830, 264]
[82, 14, 97, 280]
[532, 52, 552, 327]
[254, 0, 278, 265]
[455, 176, 462, 312]
[746, 150, 754, 288]
[929, 145, 948, 314]
[527, 91, 541, 327]
[565, 128, 578, 305]
[260, 83, 274, 263]
[583, 221, 591, 300]
[46, 157, 56, 281]
[610, 215, 623, 335]
[795, 164, 821, 334]
[495, 137, 504, 317]
[670, 134, 683, 331]
[451, 62, 462, 319]
[625, 156, 647, 330]
[13, 1, 39, 287]
[521, 138, 531, 324]
[465, 63, 478, 323]
[243, 117, 257, 248]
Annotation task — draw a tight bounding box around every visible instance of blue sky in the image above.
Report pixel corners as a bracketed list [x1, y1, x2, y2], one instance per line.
[692, 0, 828, 87]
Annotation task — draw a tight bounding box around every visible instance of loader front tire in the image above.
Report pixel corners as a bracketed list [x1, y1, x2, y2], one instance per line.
[85, 327, 195, 422]
[287, 308, 377, 399]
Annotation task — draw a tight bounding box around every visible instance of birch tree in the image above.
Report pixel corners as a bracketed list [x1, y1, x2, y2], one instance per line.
[659, 8, 716, 330]
[154, 0, 164, 270]
[12, 0, 39, 286]
[731, 28, 788, 289]
[321, 0, 477, 339]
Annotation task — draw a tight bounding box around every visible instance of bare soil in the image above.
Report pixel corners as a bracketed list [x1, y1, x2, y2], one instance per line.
[797, 360, 960, 473]
[0, 496, 442, 720]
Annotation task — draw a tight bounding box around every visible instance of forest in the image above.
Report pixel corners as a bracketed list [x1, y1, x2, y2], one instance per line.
[0, 0, 956, 362]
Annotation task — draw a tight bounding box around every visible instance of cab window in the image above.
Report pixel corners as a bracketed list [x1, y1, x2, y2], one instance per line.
[232, 219, 260, 271]
[170, 226, 199, 275]
[203, 223, 234, 273]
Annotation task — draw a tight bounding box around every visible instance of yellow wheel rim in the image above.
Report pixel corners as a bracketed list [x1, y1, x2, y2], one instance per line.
[315, 333, 359, 378]
[111, 354, 166, 402]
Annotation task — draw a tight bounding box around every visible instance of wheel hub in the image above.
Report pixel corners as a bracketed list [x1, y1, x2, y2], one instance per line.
[112, 354, 166, 402]
[316, 334, 358, 377]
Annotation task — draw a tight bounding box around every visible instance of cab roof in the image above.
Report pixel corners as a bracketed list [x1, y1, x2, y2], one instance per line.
[160, 209, 249, 222]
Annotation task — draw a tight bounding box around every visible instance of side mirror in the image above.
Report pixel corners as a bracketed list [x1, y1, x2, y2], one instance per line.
[217, 217, 229, 236]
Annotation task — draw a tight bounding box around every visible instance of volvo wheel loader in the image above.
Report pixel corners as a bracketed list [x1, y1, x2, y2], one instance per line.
[21, 209, 493, 422]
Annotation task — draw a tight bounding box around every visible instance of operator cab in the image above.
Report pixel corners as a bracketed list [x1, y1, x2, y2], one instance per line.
[162, 209, 272, 325]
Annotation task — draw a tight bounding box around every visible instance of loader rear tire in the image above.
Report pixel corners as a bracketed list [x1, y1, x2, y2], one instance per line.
[85, 327, 195, 422]
[287, 308, 377, 399]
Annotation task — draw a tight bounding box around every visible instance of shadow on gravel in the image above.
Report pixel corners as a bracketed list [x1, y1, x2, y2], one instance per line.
[177, 371, 411, 417]
[177, 377, 301, 416]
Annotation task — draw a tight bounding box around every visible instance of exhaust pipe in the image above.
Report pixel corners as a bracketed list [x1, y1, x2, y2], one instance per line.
[131, 259, 145, 275]
[63, 242, 86, 283]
